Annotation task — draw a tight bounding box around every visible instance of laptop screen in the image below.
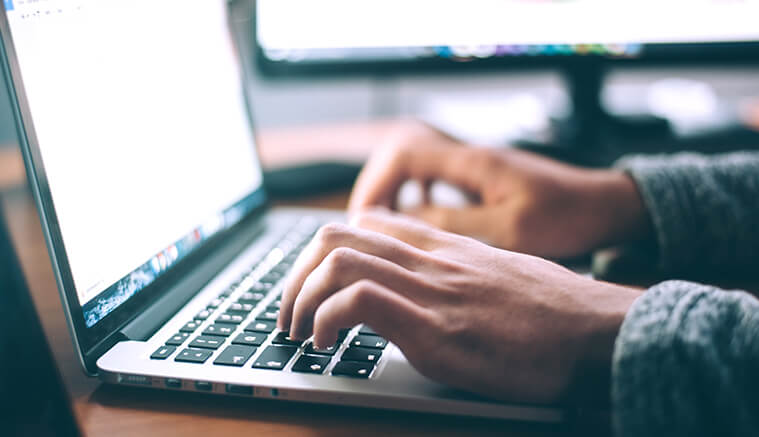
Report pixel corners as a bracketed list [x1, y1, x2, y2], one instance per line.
[4, 0, 264, 327]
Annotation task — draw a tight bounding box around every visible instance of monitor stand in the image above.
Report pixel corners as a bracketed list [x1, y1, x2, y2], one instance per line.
[517, 61, 759, 167]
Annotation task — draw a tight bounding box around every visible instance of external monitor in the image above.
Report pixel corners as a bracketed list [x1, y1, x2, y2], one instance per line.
[255, 0, 759, 73]
[253, 0, 759, 164]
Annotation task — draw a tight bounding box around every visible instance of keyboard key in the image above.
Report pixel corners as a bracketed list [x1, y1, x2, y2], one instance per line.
[203, 324, 236, 337]
[304, 342, 339, 356]
[351, 335, 387, 349]
[270, 299, 282, 309]
[166, 332, 190, 346]
[180, 321, 201, 333]
[252, 345, 297, 370]
[257, 309, 279, 321]
[229, 302, 255, 313]
[271, 331, 303, 347]
[332, 361, 374, 378]
[238, 291, 265, 304]
[232, 333, 266, 347]
[189, 335, 224, 350]
[358, 325, 378, 336]
[341, 347, 382, 363]
[216, 313, 245, 325]
[337, 328, 351, 341]
[270, 264, 291, 275]
[214, 345, 257, 367]
[208, 297, 224, 308]
[151, 345, 176, 360]
[175, 348, 213, 364]
[195, 309, 212, 320]
[291, 355, 331, 374]
[251, 282, 272, 292]
[260, 271, 283, 284]
[245, 320, 276, 333]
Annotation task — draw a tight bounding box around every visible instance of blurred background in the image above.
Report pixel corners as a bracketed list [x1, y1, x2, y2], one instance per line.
[3, 0, 759, 190]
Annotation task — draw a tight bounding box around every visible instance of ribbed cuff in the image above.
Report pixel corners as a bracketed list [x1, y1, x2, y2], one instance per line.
[615, 154, 700, 272]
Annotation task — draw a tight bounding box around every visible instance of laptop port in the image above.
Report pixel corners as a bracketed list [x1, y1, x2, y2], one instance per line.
[118, 374, 152, 386]
[225, 384, 253, 396]
[195, 381, 213, 391]
[165, 378, 182, 389]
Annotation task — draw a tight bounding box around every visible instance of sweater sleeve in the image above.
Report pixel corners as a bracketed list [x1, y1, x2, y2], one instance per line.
[612, 280, 759, 437]
[615, 151, 759, 274]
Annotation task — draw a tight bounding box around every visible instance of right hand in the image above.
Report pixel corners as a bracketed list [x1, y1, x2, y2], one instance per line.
[278, 209, 641, 404]
[349, 121, 650, 259]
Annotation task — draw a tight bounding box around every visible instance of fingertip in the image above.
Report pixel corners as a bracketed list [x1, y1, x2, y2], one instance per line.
[313, 331, 336, 350]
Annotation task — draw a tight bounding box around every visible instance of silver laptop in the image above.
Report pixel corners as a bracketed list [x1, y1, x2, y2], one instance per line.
[0, 0, 561, 422]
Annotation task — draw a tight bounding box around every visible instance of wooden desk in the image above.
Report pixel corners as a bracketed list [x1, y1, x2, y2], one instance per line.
[0, 126, 579, 437]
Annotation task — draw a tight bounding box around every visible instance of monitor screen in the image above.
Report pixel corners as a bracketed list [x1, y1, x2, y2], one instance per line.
[4, 0, 264, 327]
[256, 0, 759, 65]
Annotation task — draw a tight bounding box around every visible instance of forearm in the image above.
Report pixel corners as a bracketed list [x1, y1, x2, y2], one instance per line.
[615, 151, 759, 274]
[612, 280, 759, 437]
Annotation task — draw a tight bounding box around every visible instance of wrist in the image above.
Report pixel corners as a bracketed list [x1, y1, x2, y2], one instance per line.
[568, 281, 641, 405]
[586, 170, 652, 249]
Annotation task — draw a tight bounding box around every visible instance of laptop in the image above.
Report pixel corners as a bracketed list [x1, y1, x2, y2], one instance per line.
[0, 0, 562, 422]
[0, 202, 82, 437]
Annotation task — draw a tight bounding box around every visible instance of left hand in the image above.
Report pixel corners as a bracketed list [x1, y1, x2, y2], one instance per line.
[347, 121, 650, 259]
[278, 209, 641, 404]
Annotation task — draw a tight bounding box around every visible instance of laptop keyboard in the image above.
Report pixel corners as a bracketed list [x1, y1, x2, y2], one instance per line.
[150, 217, 389, 379]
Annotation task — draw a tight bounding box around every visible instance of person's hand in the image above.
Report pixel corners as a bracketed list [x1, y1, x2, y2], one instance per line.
[278, 209, 641, 404]
[349, 121, 651, 259]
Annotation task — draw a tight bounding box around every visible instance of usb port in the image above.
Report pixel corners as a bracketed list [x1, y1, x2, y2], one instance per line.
[195, 381, 213, 391]
[165, 378, 182, 389]
[225, 384, 253, 396]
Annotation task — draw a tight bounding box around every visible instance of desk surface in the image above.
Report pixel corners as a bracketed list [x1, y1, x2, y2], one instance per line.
[0, 124, 583, 436]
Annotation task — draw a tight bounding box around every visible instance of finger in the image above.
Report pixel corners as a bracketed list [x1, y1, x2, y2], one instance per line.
[278, 222, 429, 330]
[405, 206, 495, 242]
[289, 247, 430, 339]
[349, 207, 448, 250]
[348, 142, 487, 213]
[311, 279, 433, 352]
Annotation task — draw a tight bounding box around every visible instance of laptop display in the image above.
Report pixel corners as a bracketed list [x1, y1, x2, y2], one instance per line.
[3, 0, 264, 327]
[1, 1, 565, 422]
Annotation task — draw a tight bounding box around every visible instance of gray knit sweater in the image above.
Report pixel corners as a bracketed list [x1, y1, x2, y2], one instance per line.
[612, 152, 759, 436]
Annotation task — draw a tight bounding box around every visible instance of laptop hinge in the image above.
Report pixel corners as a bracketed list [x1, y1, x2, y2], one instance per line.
[119, 214, 269, 342]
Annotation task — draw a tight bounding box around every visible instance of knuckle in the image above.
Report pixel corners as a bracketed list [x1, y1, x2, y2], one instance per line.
[347, 279, 379, 308]
[315, 222, 350, 246]
[324, 246, 358, 271]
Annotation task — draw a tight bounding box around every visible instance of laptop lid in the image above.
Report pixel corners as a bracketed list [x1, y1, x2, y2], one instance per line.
[0, 202, 82, 437]
[0, 1, 268, 374]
